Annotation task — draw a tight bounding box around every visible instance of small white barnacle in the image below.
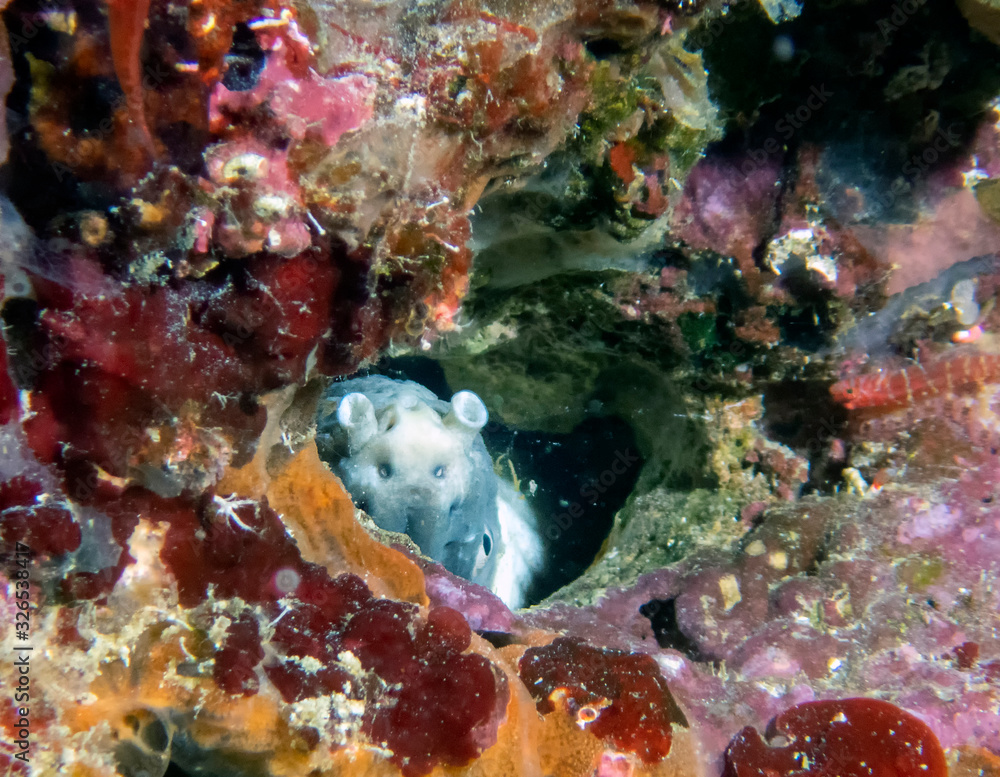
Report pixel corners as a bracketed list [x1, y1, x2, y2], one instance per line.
[254, 194, 293, 220]
[222, 153, 269, 183]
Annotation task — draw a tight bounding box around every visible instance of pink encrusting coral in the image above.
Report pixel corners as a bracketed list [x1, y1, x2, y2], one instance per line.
[523, 409, 1000, 768]
[209, 47, 377, 148]
[672, 152, 784, 292]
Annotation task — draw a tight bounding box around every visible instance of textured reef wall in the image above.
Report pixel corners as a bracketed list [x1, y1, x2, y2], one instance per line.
[1, 0, 1000, 775]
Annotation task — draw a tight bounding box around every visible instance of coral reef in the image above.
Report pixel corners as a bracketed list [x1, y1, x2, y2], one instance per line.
[0, 428, 697, 777]
[2, 0, 1000, 774]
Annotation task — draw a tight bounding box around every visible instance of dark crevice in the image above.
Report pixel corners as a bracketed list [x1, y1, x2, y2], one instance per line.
[584, 37, 627, 60]
[477, 630, 518, 649]
[222, 22, 267, 92]
[640, 598, 701, 659]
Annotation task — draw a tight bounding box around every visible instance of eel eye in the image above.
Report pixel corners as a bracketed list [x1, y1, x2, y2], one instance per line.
[433, 465, 446, 479]
[482, 532, 492, 555]
[377, 462, 392, 479]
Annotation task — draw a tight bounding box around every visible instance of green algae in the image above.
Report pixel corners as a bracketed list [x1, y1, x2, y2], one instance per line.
[898, 556, 946, 591]
[437, 271, 686, 433]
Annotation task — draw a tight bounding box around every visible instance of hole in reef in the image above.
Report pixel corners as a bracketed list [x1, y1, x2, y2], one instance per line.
[478, 630, 519, 649]
[485, 410, 640, 605]
[141, 716, 171, 753]
[761, 379, 849, 494]
[639, 598, 701, 659]
[583, 37, 626, 60]
[222, 22, 267, 92]
[374, 356, 640, 606]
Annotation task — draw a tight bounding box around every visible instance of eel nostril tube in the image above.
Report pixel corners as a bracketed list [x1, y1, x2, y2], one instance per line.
[337, 392, 377, 453]
[444, 390, 489, 448]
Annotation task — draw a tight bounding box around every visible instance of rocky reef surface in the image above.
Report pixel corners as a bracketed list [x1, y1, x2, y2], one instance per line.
[1, 0, 999, 776]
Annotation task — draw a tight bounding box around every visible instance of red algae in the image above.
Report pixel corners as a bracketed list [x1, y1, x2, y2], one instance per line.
[519, 637, 685, 764]
[262, 574, 367, 702]
[28, 279, 266, 477]
[0, 476, 80, 555]
[954, 641, 980, 670]
[364, 646, 506, 776]
[341, 599, 508, 776]
[213, 612, 265, 695]
[724, 698, 948, 777]
[158, 492, 305, 607]
[423, 605, 473, 654]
